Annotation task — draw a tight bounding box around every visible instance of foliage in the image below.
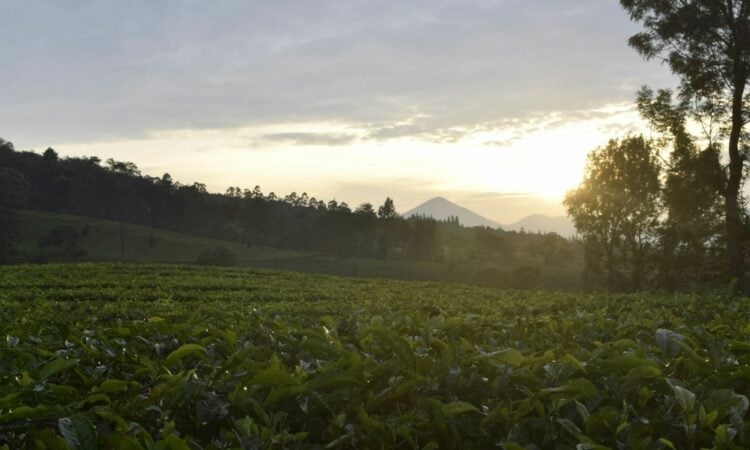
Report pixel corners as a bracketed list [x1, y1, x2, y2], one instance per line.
[619, 0, 750, 290]
[636, 87, 727, 290]
[0, 142, 577, 273]
[0, 264, 749, 448]
[0, 167, 30, 264]
[564, 136, 661, 291]
[378, 197, 398, 220]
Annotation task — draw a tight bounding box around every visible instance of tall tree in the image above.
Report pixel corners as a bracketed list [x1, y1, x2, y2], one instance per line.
[620, 0, 750, 290]
[378, 197, 398, 219]
[564, 136, 661, 291]
[637, 88, 726, 289]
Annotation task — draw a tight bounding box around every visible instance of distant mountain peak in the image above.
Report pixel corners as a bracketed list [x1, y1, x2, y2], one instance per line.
[503, 214, 577, 237]
[403, 196, 577, 236]
[403, 197, 501, 229]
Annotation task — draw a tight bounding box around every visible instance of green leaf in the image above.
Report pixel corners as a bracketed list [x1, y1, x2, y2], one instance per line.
[495, 348, 525, 367]
[99, 379, 131, 393]
[560, 353, 586, 373]
[58, 415, 98, 450]
[442, 401, 481, 417]
[0, 404, 63, 424]
[165, 343, 207, 365]
[625, 365, 662, 384]
[157, 434, 191, 450]
[658, 438, 676, 449]
[540, 378, 599, 398]
[655, 328, 684, 358]
[38, 358, 79, 381]
[250, 368, 300, 386]
[705, 389, 749, 420]
[669, 382, 696, 412]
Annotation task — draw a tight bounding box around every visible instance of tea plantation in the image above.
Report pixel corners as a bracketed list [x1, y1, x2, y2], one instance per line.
[1, 264, 749, 449]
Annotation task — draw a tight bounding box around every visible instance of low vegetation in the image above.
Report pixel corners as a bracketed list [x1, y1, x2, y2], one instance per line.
[1, 264, 748, 449]
[8, 210, 582, 291]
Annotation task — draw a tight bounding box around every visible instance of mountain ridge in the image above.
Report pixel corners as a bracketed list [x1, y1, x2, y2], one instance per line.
[403, 197, 575, 236]
[402, 197, 501, 228]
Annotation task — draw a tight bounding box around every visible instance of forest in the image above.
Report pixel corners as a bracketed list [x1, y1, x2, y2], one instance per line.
[0, 140, 578, 289]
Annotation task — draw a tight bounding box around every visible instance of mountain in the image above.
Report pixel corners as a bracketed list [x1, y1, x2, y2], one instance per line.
[503, 214, 577, 237]
[402, 197, 502, 228]
[403, 197, 577, 236]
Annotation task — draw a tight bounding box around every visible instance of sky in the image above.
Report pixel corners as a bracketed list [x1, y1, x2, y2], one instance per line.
[0, 0, 676, 223]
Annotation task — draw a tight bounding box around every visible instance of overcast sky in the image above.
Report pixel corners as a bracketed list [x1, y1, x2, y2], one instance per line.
[0, 0, 675, 222]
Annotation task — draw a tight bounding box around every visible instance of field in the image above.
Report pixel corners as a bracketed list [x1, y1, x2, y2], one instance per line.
[12, 210, 582, 290]
[12, 210, 309, 265]
[1, 264, 749, 449]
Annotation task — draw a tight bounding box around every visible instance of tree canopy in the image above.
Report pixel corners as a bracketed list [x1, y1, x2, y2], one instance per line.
[620, 0, 750, 289]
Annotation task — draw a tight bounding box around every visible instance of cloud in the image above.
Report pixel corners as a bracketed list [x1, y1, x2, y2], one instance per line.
[262, 132, 358, 146]
[0, 0, 675, 148]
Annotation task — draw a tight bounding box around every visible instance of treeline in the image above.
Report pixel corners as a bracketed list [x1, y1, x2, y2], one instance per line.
[565, 90, 747, 293]
[0, 139, 576, 281]
[566, 2, 750, 293]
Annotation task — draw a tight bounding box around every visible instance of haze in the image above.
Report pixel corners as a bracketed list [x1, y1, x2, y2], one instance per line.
[0, 0, 675, 223]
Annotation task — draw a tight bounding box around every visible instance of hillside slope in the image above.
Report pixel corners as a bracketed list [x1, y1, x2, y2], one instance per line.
[12, 209, 307, 264]
[9, 210, 584, 290]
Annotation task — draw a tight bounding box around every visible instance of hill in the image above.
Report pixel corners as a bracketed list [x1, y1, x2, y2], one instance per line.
[12, 209, 307, 264]
[10, 210, 584, 290]
[503, 214, 576, 237]
[402, 196, 501, 228]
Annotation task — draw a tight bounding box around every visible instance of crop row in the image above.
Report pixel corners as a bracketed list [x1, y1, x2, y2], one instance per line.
[0, 264, 749, 449]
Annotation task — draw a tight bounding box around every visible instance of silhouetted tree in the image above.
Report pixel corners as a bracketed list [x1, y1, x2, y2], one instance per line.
[378, 197, 398, 219]
[355, 203, 376, 218]
[106, 158, 142, 176]
[565, 136, 661, 291]
[42, 147, 58, 162]
[637, 87, 726, 289]
[620, 0, 750, 290]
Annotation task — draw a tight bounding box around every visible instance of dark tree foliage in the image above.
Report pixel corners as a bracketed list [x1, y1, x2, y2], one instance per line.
[620, 0, 750, 290]
[0, 162, 30, 264]
[637, 87, 727, 289]
[378, 197, 398, 220]
[0, 142, 572, 281]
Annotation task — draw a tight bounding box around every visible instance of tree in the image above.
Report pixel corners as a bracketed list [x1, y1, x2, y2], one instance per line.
[620, 0, 750, 290]
[564, 136, 661, 291]
[0, 168, 30, 263]
[355, 203, 376, 218]
[106, 158, 142, 176]
[42, 147, 58, 162]
[637, 87, 726, 289]
[377, 197, 398, 219]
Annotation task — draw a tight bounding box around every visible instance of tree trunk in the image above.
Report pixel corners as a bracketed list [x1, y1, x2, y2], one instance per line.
[726, 73, 747, 292]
